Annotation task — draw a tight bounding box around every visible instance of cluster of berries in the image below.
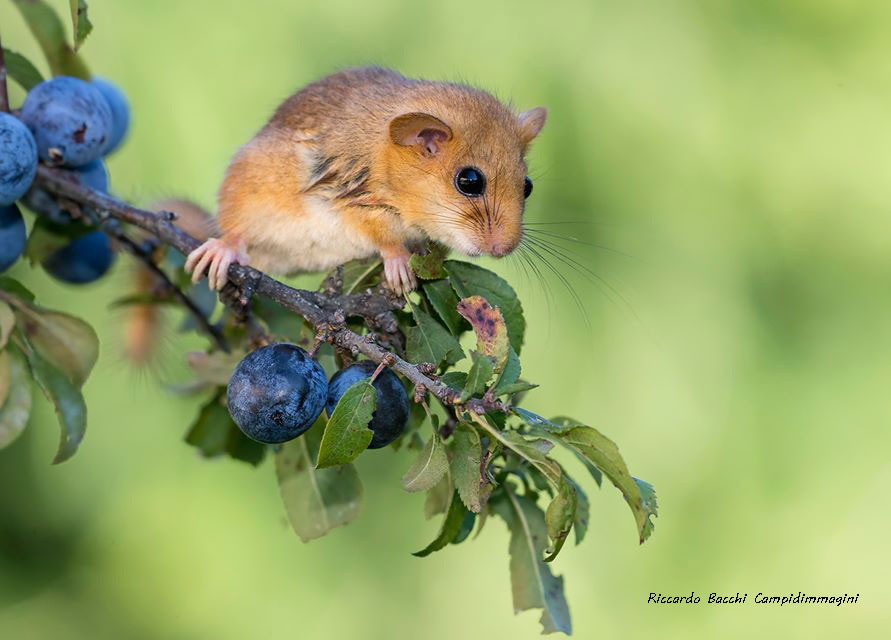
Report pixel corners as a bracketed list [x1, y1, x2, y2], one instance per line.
[0, 76, 130, 282]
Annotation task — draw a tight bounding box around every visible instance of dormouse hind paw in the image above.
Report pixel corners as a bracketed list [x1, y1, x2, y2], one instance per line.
[383, 252, 417, 295]
[184, 238, 249, 291]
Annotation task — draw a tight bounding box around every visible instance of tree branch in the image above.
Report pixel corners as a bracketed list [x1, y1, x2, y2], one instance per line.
[33, 165, 509, 415]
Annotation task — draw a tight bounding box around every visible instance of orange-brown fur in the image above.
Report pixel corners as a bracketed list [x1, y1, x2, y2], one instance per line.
[187, 66, 547, 291]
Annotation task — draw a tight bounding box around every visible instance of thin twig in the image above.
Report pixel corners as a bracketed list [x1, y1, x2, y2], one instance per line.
[110, 227, 230, 352]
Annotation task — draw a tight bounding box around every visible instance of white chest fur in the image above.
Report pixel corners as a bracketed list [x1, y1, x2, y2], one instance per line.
[247, 197, 379, 274]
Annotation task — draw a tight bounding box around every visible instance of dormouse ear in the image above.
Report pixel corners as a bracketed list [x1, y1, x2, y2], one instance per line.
[389, 112, 453, 157]
[518, 107, 548, 144]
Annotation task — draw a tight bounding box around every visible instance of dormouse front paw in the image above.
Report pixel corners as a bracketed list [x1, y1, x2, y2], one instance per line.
[184, 238, 249, 291]
[383, 252, 417, 295]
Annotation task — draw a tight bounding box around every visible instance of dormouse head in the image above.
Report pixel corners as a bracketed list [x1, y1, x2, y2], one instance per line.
[385, 91, 546, 258]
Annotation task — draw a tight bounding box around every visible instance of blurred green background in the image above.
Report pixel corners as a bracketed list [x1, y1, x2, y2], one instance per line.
[1, 0, 889, 637]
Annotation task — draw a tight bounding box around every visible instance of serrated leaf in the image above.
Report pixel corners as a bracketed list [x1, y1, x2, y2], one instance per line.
[556, 425, 656, 543]
[409, 242, 449, 280]
[0, 301, 15, 349]
[2, 48, 45, 91]
[460, 351, 495, 403]
[316, 380, 375, 468]
[185, 391, 265, 466]
[69, 0, 92, 50]
[406, 303, 464, 367]
[544, 475, 577, 562]
[413, 491, 467, 557]
[422, 279, 465, 335]
[450, 423, 483, 512]
[635, 477, 658, 542]
[514, 410, 603, 487]
[14, 303, 98, 388]
[445, 261, 525, 353]
[456, 296, 509, 372]
[0, 349, 32, 450]
[13, 0, 90, 79]
[495, 487, 572, 635]
[492, 347, 520, 395]
[276, 420, 363, 542]
[20, 339, 86, 463]
[440, 371, 467, 391]
[401, 431, 449, 492]
[424, 473, 452, 520]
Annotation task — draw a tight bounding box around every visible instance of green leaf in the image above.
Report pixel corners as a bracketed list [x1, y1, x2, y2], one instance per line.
[556, 425, 656, 543]
[456, 295, 510, 372]
[449, 423, 483, 512]
[0, 301, 15, 349]
[69, 0, 92, 50]
[492, 347, 520, 396]
[440, 371, 467, 391]
[340, 258, 383, 294]
[275, 420, 363, 542]
[497, 382, 539, 397]
[444, 261, 525, 353]
[635, 477, 659, 542]
[460, 351, 495, 403]
[185, 391, 265, 466]
[406, 303, 464, 367]
[401, 430, 449, 492]
[13, 0, 90, 79]
[21, 339, 86, 464]
[316, 380, 375, 468]
[514, 410, 603, 487]
[0, 349, 32, 450]
[422, 279, 465, 335]
[409, 242, 449, 280]
[0, 278, 36, 302]
[566, 474, 589, 545]
[424, 473, 452, 520]
[14, 303, 98, 388]
[451, 510, 476, 545]
[2, 48, 45, 91]
[495, 487, 572, 635]
[413, 491, 468, 557]
[544, 475, 577, 562]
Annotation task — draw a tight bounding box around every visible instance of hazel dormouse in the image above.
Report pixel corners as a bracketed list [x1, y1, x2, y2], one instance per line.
[182, 66, 547, 293]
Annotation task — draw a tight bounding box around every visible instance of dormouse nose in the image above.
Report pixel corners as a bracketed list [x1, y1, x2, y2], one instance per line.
[489, 242, 513, 258]
[484, 234, 519, 258]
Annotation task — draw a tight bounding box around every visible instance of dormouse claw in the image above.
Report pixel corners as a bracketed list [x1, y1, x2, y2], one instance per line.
[184, 238, 249, 291]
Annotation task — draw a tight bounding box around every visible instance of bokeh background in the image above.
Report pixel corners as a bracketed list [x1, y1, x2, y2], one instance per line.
[1, 0, 889, 637]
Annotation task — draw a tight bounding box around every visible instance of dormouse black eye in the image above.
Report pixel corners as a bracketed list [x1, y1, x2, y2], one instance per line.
[524, 176, 533, 199]
[455, 167, 486, 197]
